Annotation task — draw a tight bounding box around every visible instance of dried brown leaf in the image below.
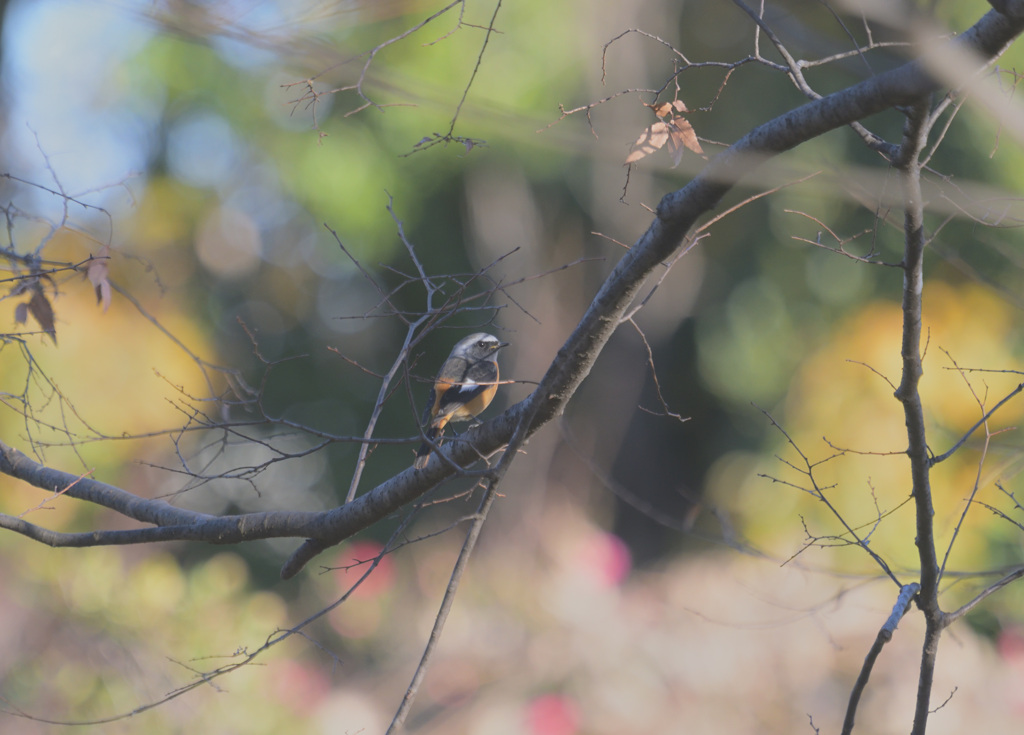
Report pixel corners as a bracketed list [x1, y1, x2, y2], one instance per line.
[626, 121, 671, 164]
[646, 102, 673, 118]
[665, 130, 686, 168]
[28, 286, 56, 343]
[14, 302, 28, 325]
[665, 116, 704, 167]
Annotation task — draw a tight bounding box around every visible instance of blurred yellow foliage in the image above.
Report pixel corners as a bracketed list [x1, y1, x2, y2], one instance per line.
[710, 280, 1024, 576]
[0, 229, 216, 484]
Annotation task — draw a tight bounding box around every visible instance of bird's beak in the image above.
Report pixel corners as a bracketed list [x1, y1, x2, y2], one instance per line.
[497, 341, 510, 349]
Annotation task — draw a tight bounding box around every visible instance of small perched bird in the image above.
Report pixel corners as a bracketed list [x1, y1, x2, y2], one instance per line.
[413, 332, 508, 469]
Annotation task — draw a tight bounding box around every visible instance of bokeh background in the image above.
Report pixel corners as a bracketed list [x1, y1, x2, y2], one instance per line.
[2, 0, 1024, 732]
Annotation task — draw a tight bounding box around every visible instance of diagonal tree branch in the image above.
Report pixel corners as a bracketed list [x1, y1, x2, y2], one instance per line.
[3, 6, 1024, 584]
[280, 6, 1024, 577]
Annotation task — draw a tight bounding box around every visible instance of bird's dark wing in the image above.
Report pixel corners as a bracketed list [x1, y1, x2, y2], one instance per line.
[464, 359, 498, 386]
[434, 360, 498, 418]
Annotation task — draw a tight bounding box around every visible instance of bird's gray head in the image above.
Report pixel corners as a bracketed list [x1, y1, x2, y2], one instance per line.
[452, 332, 508, 362]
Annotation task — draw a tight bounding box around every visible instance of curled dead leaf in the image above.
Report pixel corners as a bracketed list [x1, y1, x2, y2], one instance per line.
[629, 96, 702, 166]
[665, 116, 704, 167]
[626, 116, 704, 166]
[86, 246, 112, 312]
[646, 102, 674, 118]
[95, 279, 112, 312]
[643, 99, 689, 117]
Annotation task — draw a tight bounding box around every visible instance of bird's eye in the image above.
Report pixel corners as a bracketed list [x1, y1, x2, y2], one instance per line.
[478, 341, 487, 347]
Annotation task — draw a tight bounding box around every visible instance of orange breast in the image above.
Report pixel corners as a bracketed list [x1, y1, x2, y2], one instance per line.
[448, 382, 498, 421]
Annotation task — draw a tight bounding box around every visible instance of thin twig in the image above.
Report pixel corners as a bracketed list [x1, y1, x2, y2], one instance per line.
[387, 388, 533, 732]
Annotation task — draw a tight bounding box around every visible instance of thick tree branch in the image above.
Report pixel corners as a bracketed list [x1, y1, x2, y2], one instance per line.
[282, 7, 1024, 575]
[990, 0, 1024, 21]
[0, 440, 323, 543]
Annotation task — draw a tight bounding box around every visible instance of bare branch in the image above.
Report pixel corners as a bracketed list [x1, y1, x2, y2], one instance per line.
[889, 92, 945, 735]
[758, 408, 902, 586]
[930, 380, 1024, 465]
[387, 376, 534, 731]
[943, 566, 1024, 624]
